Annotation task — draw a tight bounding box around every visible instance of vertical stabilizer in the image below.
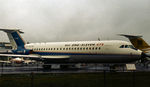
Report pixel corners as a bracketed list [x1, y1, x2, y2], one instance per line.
[0, 29, 25, 49]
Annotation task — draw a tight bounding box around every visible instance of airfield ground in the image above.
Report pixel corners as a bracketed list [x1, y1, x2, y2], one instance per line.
[0, 72, 150, 87]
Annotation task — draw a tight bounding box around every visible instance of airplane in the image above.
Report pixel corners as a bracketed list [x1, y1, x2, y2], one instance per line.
[10, 57, 24, 64]
[0, 29, 148, 69]
[10, 57, 36, 65]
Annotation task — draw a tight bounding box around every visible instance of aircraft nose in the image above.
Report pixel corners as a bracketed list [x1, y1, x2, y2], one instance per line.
[135, 49, 143, 57]
[138, 50, 143, 55]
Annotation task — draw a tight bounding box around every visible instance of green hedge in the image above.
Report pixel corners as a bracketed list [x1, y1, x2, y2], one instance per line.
[0, 72, 150, 87]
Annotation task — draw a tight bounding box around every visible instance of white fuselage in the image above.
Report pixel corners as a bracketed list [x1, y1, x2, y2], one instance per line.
[25, 40, 142, 63]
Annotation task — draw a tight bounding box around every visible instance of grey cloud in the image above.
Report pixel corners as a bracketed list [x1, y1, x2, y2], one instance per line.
[0, 0, 150, 43]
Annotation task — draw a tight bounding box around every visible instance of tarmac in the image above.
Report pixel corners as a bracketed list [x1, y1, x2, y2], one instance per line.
[0, 64, 149, 74]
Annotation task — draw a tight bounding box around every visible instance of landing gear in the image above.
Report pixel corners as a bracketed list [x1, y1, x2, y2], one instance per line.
[42, 65, 52, 69]
[60, 65, 69, 69]
[42, 64, 78, 70]
[42, 64, 71, 70]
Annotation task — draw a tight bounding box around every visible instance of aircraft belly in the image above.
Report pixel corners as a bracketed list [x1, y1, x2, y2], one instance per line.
[44, 54, 140, 63]
[68, 55, 140, 63]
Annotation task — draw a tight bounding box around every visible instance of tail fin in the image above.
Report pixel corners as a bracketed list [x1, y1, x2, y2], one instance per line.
[119, 34, 150, 52]
[0, 29, 25, 49]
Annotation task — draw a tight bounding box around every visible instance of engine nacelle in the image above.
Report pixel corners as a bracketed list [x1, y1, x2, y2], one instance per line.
[12, 49, 33, 55]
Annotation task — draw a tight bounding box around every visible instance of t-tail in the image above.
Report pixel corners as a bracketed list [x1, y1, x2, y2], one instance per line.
[119, 34, 150, 53]
[0, 29, 32, 55]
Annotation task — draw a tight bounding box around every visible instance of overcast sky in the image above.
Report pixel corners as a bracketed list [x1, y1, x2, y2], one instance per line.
[0, 0, 150, 43]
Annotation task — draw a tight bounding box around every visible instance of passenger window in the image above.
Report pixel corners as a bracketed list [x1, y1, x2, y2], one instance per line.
[89, 47, 91, 50]
[95, 47, 97, 50]
[92, 47, 94, 50]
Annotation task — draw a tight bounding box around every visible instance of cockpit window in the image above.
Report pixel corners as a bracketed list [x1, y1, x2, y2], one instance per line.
[120, 45, 137, 50]
[129, 45, 137, 50]
[125, 45, 129, 48]
[120, 45, 124, 48]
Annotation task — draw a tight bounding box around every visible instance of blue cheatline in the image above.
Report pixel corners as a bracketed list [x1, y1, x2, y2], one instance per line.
[33, 51, 133, 56]
[33, 51, 99, 55]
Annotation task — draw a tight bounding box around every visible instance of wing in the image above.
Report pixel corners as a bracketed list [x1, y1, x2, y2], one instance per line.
[0, 54, 70, 59]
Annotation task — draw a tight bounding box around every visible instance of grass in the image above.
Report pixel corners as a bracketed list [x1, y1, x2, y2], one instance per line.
[0, 72, 150, 87]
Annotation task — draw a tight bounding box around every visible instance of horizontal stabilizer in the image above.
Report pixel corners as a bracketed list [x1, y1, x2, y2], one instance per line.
[0, 28, 24, 33]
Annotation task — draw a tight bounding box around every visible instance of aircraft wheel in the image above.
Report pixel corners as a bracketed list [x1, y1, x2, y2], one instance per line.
[60, 65, 69, 69]
[43, 65, 51, 70]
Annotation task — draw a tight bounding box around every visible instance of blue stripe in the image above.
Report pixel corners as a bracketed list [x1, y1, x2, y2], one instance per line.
[32, 51, 137, 56]
[33, 51, 100, 56]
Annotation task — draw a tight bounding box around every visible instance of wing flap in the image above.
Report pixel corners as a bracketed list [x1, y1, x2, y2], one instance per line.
[0, 54, 40, 58]
[40, 55, 70, 59]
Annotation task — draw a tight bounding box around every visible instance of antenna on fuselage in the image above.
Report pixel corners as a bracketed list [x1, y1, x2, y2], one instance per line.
[98, 37, 100, 41]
